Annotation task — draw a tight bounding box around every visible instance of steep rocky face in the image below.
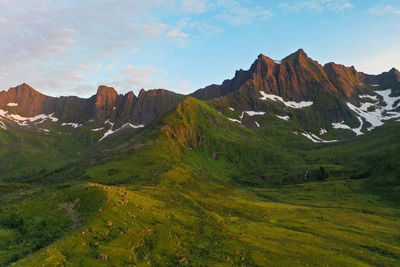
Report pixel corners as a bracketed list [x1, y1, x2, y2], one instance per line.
[0, 83, 47, 116]
[192, 49, 355, 102]
[377, 68, 400, 92]
[0, 84, 184, 126]
[274, 49, 337, 100]
[95, 86, 118, 107]
[42, 95, 96, 123]
[127, 89, 185, 126]
[94, 86, 119, 122]
[192, 49, 400, 127]
[323, 63, 363, 97]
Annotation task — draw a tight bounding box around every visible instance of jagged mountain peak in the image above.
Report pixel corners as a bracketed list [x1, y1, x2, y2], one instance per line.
[389, 67, 400, 79]
[282, 48, 309, 62]
[6, 83, 44, 97]
[256, 53, 275, 63]
[138, 88, 146, 97]
[0, 83, 47, 116]
[95, 85, 118, 107]
[97, 85, 117, 95]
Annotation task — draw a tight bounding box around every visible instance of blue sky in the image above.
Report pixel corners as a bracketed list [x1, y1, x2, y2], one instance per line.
[0, 0, 400, 97]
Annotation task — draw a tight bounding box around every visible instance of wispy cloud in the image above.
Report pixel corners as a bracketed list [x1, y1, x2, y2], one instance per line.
[0, 0, 192, 95]
[369, 5, 400, 16]
[166, 28, 190, 46]
[0, 0, 277, 96]
[181, 0, 208, 14]
[280, 0, 354, 13]
[215, 0, 273, 26]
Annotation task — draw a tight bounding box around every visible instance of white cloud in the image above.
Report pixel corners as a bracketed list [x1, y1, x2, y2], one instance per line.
[101, 65, 166, 93]
[280, 0, 353, 13]
[369, 5, 400, 16]
[0, 0, 276, 96]
[167, 29, 189, 39]
[215, 0, 273, 26]
[0, 0, 187, 95]
[166, 28, 190, 46]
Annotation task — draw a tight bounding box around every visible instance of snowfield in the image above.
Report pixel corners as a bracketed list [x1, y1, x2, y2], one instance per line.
[61, 123, 81, 128]
[228, 118, 241, 123]
[332, 89, 400, 135]
[301, 132, 338, 143]
[260, 91, 313, 109]
[99, 123, 144, 141]
[276, 115, 290, 121]
[0, 109, 58, 126]
[244, 111, 265, 116]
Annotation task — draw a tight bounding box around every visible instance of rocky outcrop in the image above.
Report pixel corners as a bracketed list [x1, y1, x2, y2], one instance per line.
[0, 84, 184, 126]
[0, 83, 47, 116]
[192, 49, 400, 102]
[192, 49, 400, 126]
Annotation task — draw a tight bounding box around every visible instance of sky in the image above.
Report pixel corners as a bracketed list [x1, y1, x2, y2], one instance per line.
[0, 0, 400, 97]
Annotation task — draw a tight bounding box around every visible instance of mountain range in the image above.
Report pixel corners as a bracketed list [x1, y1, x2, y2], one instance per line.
[1, 49, 399, 137]
[0, 49, 400, 266]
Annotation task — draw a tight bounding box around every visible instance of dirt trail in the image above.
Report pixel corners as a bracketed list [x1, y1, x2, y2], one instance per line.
[58, 199, 80, 230]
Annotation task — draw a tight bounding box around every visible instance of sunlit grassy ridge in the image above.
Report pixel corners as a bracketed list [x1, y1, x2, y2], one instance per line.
[0, 97, 399, 266]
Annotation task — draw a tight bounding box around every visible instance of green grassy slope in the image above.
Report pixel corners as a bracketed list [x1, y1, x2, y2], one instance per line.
[0, 97, 399, 266]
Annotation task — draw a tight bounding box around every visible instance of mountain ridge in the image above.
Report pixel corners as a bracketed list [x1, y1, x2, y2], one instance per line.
[0, 84, 185, 127]
[1, 49, 400, 137]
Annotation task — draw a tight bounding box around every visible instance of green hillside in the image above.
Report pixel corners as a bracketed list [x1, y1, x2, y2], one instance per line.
[0, 97, 399, 266]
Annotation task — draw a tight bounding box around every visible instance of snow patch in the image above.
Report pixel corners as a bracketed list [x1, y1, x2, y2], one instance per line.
[274, 60, 282, 64]
[48, 114, 58, 122]
[260, 91, 313, 109]
[91, 127, 104, 132]
[61, 122, 81, 128]
[39, 128, 50, 133]
[228, 118, 241, 123]
[244, 111, 265, 116]
[332, 118, 363, 136]
[319, 128, 327, 135]
[99, 123, 144, 142]
[0, 109, 59, 126]
[302, 132, 338, 143]
[332, 121, 351, 131]
[335, 89, 400, 135]
[0, 121, 6, 129]
[229, 107, 234, 111]
[370, 84, 380, 87]
[276, 115, 289, 121]
[255, 121, 260, 127]
[376, 89, 400, 109]
[7, 103, 18, 107]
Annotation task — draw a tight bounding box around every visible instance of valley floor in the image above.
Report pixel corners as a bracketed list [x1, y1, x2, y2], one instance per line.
[2, 177, 399, 266]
